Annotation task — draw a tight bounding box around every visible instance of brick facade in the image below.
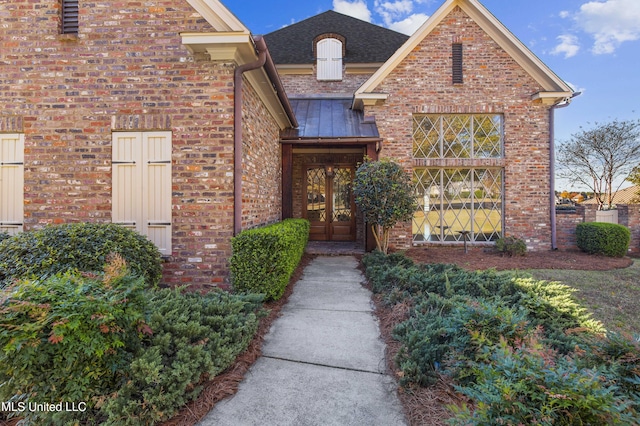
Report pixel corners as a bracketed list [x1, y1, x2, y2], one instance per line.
[363, 6, 553, 250]
[279, 73, 372, 97]
[1, 1, 284, 286]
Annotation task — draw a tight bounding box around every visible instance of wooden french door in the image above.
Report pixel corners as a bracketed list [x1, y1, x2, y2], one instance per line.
[304, 166, 356, 241]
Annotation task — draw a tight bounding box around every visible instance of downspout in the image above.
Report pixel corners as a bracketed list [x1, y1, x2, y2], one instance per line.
[233, 36, 267, 236]
[550, 92, 580, 249]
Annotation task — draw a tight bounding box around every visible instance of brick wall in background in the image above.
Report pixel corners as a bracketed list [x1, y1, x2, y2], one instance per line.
[556, 204, 640, 255]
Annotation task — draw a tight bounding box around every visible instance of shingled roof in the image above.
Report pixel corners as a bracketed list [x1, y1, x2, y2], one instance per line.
[263, 10, 409, 65]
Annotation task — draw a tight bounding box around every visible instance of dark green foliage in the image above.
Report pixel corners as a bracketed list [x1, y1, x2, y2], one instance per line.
[0, 231, 9, 243]
[0, 257, 148, 425]
[230, 218, 309, 301]
[0, 223, 162, 287]
[363, 251, 639, 422]
[495, 236, 527, 256]
[450, 340, 637, 425]
[353, 158, 416, 253]
[576, 222, 631, 257]
[101, 289, 263, 425]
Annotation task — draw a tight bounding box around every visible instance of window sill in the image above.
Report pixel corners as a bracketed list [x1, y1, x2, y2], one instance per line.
[59, 33, 78, 42]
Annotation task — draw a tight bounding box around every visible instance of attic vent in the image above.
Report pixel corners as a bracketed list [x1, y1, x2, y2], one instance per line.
[61, 0, 79, 34]
[452, 43, 463, 84]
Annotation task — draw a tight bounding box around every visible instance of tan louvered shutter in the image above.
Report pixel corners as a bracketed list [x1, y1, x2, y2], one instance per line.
[112, 132, 142, 233]
[0, 134, 24, 235]
[142, 132, 172, 256]
[112, 132, 172, 256]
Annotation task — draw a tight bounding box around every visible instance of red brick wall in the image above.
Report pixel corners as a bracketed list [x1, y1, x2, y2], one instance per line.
[364, 6, 553, 250]
[279, 72, 372, 96]
[0, 1, 283, 286]
[241, 81, 282, 229]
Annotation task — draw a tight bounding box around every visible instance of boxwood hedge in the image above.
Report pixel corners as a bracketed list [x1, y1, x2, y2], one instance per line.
[230, 218, 309, 301]
[576, 221, 630, 257]
[0, 223, 162, 287]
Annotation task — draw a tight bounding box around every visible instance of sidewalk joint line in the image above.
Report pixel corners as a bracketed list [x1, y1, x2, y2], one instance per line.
[263, 355, 385, 376]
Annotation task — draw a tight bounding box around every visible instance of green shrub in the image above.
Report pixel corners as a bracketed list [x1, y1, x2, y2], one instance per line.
[495, 236, 527, 256]
[0, 231, 9, 243]
[576, 222, 630, 257]
[0, 222, 162, 287]
[230, 218, 309, 301]
[450, 340, 638, 425]
[101, 289, 263, 425]
[0, 257, 148, 425]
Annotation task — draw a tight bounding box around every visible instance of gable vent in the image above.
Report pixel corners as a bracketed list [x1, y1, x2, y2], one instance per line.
[452, 43, 463, 84]
[61, 0, 79, 34]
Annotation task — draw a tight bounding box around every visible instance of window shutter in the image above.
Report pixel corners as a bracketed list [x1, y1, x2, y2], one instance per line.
[142, 132, 172, 256]
[317, 38, 343, 81]
[452, 43, 463, 84]
[0, 134, 24, 235]
[112, 132, 142, 232]
[112, 132, 172, 256]
[61, 0, 79, 34]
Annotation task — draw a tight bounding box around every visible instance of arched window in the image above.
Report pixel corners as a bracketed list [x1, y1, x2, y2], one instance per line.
[317, 38, 343, 81]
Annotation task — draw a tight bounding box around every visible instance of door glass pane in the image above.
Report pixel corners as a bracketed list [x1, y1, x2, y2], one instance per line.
[307, 168, 326, 222]
[332, 168, 352, 222]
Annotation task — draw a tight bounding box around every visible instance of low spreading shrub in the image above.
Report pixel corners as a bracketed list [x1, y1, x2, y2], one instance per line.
[0, 222, 162, 287]
[576, 221, 630, 257]
[450, 339, 637, 425]
[363, 251, 639, 422]
[495, 235, 527, 257]
[0, 255, 148, 425]
[101, 289, 263, 425]
[0, 231, 9, 243]
[230, 218, 309, 301]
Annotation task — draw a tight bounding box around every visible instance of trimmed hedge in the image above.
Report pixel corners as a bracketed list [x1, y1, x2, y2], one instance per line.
[0, 223, 162, 287]
[230, 219, 309, 301]
[576, 222, 630, 257]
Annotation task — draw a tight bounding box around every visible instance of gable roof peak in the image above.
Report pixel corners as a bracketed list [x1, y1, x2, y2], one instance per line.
[354, 0, 573, 108]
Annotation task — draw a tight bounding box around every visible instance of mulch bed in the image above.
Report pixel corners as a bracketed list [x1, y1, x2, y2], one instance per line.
[404, 246, 634, 271]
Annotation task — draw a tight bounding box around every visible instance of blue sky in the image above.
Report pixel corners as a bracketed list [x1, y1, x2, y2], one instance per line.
[228, 0, 640, 189]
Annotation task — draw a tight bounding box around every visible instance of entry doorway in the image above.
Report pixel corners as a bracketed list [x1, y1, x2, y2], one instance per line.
[304, 165, 356, 241]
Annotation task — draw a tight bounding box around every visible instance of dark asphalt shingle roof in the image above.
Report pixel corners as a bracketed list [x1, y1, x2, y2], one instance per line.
[263, 10, 409, 65]
[281, 98, 379, 139]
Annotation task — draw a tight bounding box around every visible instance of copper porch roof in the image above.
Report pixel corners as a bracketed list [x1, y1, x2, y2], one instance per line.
[280, 97, 379, 140]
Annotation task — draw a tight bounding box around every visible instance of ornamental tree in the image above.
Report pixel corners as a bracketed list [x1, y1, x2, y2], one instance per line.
[557, 119, 640, 210]
[353, 159, 416, 254]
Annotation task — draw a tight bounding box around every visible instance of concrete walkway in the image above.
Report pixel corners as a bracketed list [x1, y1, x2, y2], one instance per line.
[198, 256, 407, 426]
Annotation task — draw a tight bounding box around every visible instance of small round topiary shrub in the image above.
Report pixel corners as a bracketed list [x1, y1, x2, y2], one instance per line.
[0, 223, 162, 287]
[576, 222, 630, 258]
[495, 236, 527, 257]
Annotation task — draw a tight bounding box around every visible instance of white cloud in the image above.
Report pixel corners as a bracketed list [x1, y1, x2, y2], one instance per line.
[333, 0, 372, 22]
[551, 34, 581, 58]
[388, 13, 429, 35]
[575, 0, 640, 54]
[559, 10, 570, 19]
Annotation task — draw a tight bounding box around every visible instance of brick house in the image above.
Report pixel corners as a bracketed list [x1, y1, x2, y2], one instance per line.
[0, 0, 574, 285]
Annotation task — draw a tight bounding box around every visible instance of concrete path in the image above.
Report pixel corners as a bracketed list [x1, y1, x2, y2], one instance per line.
[198, 256, 407, 426]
